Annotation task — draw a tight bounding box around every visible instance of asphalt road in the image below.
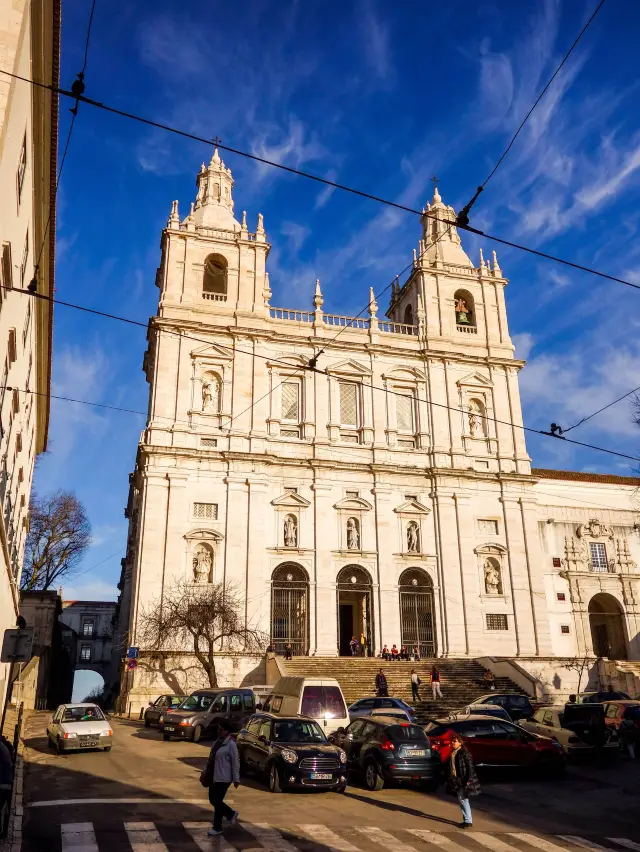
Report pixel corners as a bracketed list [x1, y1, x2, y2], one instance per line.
[18, 713, 640, 851]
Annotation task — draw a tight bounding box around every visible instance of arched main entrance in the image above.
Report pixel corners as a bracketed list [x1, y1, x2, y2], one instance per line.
[399, 568, 436, 658]
[588, 593, 627, 660]
[270, 563, 309, 656]
[336, 566, 374, 656]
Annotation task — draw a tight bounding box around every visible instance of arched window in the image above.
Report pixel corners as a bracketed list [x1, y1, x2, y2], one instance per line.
[203, 254, 228, 300]
[271, 563, 309, 655]
[404, 304, 414, 326]
[468, 398, 487, 438]
[454, 289, 476, 331]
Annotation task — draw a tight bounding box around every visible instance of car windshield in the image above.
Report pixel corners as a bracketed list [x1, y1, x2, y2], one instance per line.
[170, 696, 185, 706]
[62, 707, 105, 723]
[273, 720, 327, 743]
[179, 694, 215, 711]
[388, 724, 427, 741]
[301, 686, 347, 719]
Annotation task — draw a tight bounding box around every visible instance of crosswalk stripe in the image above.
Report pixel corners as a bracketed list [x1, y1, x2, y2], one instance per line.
[608, 842, 640, 852]
[358, 826, 420, 852]
[510, 835, 572, 852]
[242, 822, 300, 852]
[299, 825, 361, 852]
[61, 822, 99, 852]
[559, 839, 617, 852]
[124, 821, 169, 851]
[467, 833, 523, 852]
[183, 821, 237, 852]
[407, 830, 469, 852]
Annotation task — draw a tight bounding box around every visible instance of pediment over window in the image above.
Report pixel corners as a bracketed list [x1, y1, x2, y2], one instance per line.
[381, 366, 425, 382]
[266, 353, 309, 369]
[394, 499, 431, 516]
[456, 371, 493, 388]
[326, 359, 372, 378]
[271, 492, 312, 508]
[334, 496, 373, 511]
[184, 528, 224, 542]
[190, 343, 233, 361]
[474, 542, 507, 555]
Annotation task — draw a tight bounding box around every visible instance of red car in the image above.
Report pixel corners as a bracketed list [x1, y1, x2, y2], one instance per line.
[425, 715, 565, 774]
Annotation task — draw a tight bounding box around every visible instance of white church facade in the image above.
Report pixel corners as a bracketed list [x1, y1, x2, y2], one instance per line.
[116, 151, 640, 707]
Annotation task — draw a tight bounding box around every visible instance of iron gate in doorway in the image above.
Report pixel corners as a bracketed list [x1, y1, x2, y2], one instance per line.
[399, 568, 436, 657]
[270, 563, 309, 656]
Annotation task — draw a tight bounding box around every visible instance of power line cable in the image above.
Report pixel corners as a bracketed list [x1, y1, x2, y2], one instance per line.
[457, 0, 607, 226]
[557, 383, 640, 435]
[2, 67, 640, 295]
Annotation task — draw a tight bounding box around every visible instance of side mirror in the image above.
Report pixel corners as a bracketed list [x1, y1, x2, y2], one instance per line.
[346, 732, 354, 742]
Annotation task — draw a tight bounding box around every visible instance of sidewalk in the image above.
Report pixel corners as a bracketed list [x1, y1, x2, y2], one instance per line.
[0, 706, 31, 852]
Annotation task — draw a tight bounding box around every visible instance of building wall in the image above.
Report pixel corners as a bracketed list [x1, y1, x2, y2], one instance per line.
[59, 601, 118, 696]
[0, 0, 57, 710]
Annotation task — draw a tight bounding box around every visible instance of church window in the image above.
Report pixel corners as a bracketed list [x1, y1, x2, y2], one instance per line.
[478, 519, 498, 535]
[589, 542, 608, 572]
[346, 490, 359, 498]
[202, 254, 228, 301]
[193, 502, 218, 519]
[396, 392, 415, 434]
[339, 382, 362, 443]
[486, 614, 508, 631]
[80, 644, 91, 661]
[557, 592, 566, 601]
[561, 625, 570, 634]
[404, 304, 414, 325]
[454, 289, 476, 333]
[284, 487, 298, 494]
[281, 381, 300, 422]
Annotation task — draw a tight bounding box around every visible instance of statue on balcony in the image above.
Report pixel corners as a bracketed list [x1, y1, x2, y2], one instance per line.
[284, 514, 298, 548]
[347, 517, 360, 550]
[407, 521, 420, 553]
[202, 375, 220, 412]
[192, 545, 212, 583]
[484, 560, 502, 595]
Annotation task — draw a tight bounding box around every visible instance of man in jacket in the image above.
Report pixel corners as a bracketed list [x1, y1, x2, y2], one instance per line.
[201, 720, 240, 837]
[375, 669, 388, 697]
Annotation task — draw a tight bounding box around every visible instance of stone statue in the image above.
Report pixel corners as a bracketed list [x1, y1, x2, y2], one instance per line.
[347, 518, 360, 550]
[407, 522, 420, 553]
[284, 515, 297, 548]
[468, 401, 482, 437]
[202, 376, 219, 412]
[484, 561, 501, 595]
[455, 298, 470, 325]
[193, 545, 212, 583]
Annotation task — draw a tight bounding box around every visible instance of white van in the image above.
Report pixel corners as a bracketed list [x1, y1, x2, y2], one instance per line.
[264, 676, 350, 735]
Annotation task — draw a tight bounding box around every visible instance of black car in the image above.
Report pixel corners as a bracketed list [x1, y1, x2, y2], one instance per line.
[144, 695, 186, 728]
[471, 693, 534, 721]
[159, 688, 255, 742]
[579, 691, 631, 704]
[237, 713, 347, 793]
[331, 716, 440, 792]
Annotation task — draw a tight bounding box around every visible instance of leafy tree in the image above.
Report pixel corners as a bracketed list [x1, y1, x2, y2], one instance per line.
[21, 491, 91, 591]
[140, 581, 266, 688]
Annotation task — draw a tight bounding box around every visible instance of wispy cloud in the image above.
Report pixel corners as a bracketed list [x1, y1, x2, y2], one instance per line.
[250, 118, 326, 182]
[512, 332, 535, 360]
[359, 0, 393, 84]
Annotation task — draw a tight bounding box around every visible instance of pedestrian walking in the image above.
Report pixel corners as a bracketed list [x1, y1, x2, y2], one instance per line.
[284, 643, 293, 660]
[483, 669, 496, 691]
[350, 636, 359, 656]
[360, 632, 367, 657]
[411, 669, 421, 702]
[375, 668, 389, 697]
[413, 645, 420, 661]
[200, 720, 240, 837]
[445, 733, 480, 828]
[431, 665, 443, 700]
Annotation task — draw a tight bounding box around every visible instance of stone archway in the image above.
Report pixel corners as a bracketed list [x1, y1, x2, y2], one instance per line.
[336, 566, 374, 657]
[399, 568, 436, 658]
[588, 593, 627, 660]
[270, 563, 309, 656]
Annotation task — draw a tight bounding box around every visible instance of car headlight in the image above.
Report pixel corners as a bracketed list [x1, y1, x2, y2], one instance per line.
[179, 719, 194, 726]
[339, 750, 347, 764]
[281, 748, 298, 764]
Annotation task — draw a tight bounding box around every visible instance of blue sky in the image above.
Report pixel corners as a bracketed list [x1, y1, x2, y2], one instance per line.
[37, 0, 640, 617]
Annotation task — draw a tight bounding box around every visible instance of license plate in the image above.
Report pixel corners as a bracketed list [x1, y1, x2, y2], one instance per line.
[82, 740, 98, 747]
[164, 727, 175, 732]
[310, 773, 332, 780]
[407, 749, 426, 757]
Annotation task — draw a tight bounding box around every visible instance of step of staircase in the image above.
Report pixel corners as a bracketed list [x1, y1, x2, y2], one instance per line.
[279, 657, 526, 722]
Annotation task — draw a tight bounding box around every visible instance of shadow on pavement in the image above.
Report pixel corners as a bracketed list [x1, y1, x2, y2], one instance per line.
[343, 790, 459, 825]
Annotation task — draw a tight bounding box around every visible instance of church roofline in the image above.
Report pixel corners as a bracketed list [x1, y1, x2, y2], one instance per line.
[531, 468, 640, 486]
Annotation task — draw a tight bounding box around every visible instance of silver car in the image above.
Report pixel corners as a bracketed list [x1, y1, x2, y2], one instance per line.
[47, 703, 113, 754]
[520, 706, 618, 754]
[348, 697, 416, 721]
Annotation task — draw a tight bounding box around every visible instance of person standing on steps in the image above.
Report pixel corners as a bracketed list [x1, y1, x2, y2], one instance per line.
[431, 664, 443, 700]
[411, 669, 421, 702]
[445, 733, 480, 828]
[375, 668, 389, 697]
[200, 720, 240, 837]
[350, 635, 359, 656]
[284, 643, 293, 661]
[360, 631, 367, 657]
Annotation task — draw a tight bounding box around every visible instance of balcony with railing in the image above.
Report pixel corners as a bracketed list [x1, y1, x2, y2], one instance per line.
[588, 559, 617, 574]
[267, 307, 419, 337]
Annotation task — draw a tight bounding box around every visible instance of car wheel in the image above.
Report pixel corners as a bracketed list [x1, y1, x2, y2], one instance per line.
[364, 760, 384, 791]
[144, 718, 150, 728]
[104, 747, 112, 752]
[269, 763, 283, 793]
[336, 784, 347, 794]
[162, 734, 171, 742]
[192, 725, 203, 744]
[56, 738, 63, 755]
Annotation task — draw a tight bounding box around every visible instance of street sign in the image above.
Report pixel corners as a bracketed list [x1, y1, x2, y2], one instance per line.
[127, 659, 138, 671]
[1, 628, 34, 663]
[127, 646, 139, 659]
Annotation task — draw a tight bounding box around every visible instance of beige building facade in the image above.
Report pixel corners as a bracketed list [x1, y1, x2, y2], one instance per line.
[118, 152, 640, 709]
[0, 0, 57, 706]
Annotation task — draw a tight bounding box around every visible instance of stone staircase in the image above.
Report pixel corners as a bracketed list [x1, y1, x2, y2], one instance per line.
[280, 657, 526, 723]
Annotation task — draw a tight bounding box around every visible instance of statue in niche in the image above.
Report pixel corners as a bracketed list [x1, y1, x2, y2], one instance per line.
[202, 376, 219, 412]
[468, 401, 483, 437]
[455, 298, 471, 325]
[192, 545, 212, 583]
[284, 514, 298, 548]
[484, 560, 502, 595]
[407, 521, 420, 553]
[347, 517, 360, 550]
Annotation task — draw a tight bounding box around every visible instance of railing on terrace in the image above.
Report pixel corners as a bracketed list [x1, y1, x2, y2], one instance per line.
[323, 314, 369, 329]
[202, 292, 227, 302]
[269, 307, 313, 322]
[456, 324, 478, 334]
[379, 321, 417, 336]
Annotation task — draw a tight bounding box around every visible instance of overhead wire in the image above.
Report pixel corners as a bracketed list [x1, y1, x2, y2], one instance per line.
[1, 67, 640, 295]
[561, 384, 640, 434]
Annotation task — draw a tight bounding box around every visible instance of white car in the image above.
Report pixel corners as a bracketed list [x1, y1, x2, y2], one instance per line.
[520, 706, 617, 754]
[47, 703, 114, 754]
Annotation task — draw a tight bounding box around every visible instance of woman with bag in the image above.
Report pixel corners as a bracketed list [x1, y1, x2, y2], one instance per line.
[200, 720, 240, 837]
[444, 733, 480, 828]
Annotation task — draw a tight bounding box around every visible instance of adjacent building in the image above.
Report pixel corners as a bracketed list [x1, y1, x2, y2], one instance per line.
[0, 0, 58, 708]
[59, 600, 119, 702]
[116, 151, 640, 711]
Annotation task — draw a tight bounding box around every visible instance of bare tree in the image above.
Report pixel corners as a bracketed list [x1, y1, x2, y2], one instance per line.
[139, 581, 267, 688]
[21, 491, 91, 591]
[565, 656, 593, 694]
